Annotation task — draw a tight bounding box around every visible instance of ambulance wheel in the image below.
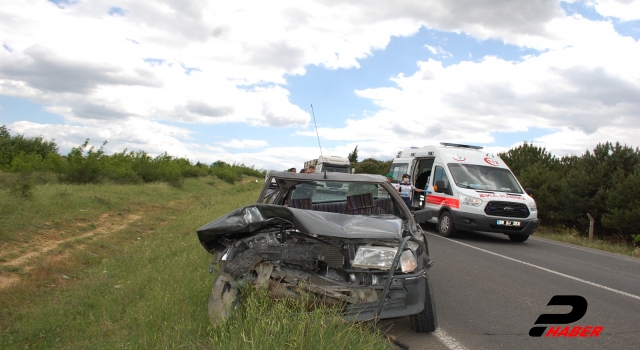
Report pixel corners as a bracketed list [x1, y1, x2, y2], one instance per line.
[508, 234, 529, 242]
[438, 211, 458, 238]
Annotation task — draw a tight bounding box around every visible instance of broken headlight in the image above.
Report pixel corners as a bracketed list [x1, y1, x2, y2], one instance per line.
[352, 246, 417, 273]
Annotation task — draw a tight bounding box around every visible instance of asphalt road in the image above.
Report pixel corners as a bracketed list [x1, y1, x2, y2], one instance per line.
[382, 225, 640, 350]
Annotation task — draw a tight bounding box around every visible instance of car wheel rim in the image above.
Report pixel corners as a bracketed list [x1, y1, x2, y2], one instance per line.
[441, 216, 449, 232]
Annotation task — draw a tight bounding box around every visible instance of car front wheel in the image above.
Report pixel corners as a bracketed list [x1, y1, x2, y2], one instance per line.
[208, 274, 239, 325]
[409, 271, 438, 333]
[438, 211, 458, 237]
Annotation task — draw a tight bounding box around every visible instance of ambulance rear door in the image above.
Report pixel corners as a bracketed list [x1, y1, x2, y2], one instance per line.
[411, 157, 435, 208]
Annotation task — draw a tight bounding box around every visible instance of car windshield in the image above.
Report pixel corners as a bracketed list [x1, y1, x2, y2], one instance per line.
[447, 163, 523, 193]
[290, 180, 389, 202]
[283, 179, 403, 217]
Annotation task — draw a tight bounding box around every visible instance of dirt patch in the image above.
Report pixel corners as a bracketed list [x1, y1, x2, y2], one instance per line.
[0, 272, 20, 290]
[0, 212, 141, 271]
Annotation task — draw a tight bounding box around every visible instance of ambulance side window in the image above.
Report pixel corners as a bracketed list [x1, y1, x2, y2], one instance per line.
[389, 163, 408, 182]
[433, 166, 450, 189]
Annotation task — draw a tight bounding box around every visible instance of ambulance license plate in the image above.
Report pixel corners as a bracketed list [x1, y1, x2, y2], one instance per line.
[497, 220, 521, 227]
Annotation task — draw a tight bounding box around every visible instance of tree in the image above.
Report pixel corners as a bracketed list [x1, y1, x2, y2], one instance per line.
[0, 125, 10, 138]
[354, 158, 391, 175]
[348, 145, 358, 164]
[602, 168, 640, 236]
[0, 125, 59, 170]
[498, 141, 559, 177]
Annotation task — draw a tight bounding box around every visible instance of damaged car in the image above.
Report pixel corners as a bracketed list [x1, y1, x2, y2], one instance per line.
[196, 171, 438, 332]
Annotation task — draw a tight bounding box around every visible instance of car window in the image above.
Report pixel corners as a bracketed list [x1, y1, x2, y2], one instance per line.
[259, 188, 279, 204]
[280, 179, 406, 219]
[432, 166, 450, 188]
[290, 181, 381, 203]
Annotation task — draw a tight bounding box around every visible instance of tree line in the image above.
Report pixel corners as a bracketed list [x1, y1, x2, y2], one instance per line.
[498, 141, 640, 243]
[0, 125, 264, 189]
[3, 125, 637, 242]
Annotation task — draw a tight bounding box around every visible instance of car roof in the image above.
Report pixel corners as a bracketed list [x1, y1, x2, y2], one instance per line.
[267, 170, 386, 183]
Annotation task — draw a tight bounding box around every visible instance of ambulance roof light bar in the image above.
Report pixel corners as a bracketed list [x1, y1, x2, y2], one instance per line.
[440, 142, 484, 150]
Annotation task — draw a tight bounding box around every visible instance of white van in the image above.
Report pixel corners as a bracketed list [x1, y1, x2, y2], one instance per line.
[390, 143, 538, 242]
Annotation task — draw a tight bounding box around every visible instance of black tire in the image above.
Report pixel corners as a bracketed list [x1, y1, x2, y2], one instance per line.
[438, 211, 458, 237]
[409, 271, 438, 333]
[508, 234, 529, 242]
[207, 274, 239, 325]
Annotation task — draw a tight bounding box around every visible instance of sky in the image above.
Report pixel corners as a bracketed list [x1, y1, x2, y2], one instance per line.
[1, 0, 639, 170]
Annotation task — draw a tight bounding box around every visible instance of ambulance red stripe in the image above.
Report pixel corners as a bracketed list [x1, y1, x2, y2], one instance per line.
[425, 195, 460, 209]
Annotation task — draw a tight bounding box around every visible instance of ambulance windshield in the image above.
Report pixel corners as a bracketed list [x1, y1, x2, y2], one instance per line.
[447, 163, 523, 193]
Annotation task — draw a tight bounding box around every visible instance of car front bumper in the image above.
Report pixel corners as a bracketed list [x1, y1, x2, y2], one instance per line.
[450, 210, 538, 235]
[343, 269, 427, 321]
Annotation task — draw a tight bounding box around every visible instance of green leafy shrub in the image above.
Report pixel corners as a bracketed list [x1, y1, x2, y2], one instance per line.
[354, 158, 392, 175]
[59, 139, 107, 184]
[9, 177, 33, 199]
[0, 125, 59, 170]
[209, 161, 265, 184]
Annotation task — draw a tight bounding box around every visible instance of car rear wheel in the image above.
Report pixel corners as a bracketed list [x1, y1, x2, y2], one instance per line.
[438, 211, 458, 237]
[508, 234, 529, 242]
[409, 271, 438, 333]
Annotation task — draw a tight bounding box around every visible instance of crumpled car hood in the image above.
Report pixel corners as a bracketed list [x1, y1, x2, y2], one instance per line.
[197, 204, 403, 251]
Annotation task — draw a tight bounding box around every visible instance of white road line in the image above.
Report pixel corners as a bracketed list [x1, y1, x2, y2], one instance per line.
[427, 233, 640, 302]
[434, 328, 469, 350]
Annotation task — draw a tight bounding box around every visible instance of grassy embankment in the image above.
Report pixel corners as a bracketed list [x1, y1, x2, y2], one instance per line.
[0, 175, 390, 349]
[534, 226, 640, 258]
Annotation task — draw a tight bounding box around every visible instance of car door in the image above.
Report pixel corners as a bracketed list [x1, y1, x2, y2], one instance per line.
[424, 164, 457, 213]
[411, 157, 435, 208]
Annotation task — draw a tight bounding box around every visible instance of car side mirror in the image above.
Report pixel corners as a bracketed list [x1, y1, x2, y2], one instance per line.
[434, 180, 445, 193]
[525, 188, 533, 197]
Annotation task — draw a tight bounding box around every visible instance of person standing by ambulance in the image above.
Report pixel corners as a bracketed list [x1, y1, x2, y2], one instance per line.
[396, 174, 413, 209]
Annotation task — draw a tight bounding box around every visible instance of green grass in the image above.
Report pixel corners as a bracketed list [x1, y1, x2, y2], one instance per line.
[535, 226, 640, 258]
[0, 176, 390, 349]
[204, 289, 389, 350]
[0, 178, 182, 244]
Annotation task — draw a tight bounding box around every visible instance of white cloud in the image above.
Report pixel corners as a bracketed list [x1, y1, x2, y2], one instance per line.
[8, 119, 194, 158]
[219, 139, 269, 149]
[1, 0, 639, 169]
[425, 44, 452, 57]
[295, 15, 640, 158]
[0, 0, 567, 125]
[592, 0, 640, 21]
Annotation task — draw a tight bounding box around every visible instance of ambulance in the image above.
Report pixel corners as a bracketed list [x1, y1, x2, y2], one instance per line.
[390, 143, 538, 242]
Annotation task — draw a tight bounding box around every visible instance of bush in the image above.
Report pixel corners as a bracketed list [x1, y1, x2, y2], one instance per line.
[354, 158, 392, 176]
[9, 177, 33, 199]
[209, 162, 265, 184]
[59, 139, 107, 184]
[0, 125, 59, 170]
